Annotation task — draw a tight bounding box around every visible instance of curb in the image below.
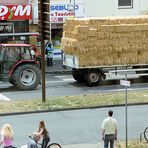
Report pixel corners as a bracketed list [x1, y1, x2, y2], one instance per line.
[62, 143, 102, 148]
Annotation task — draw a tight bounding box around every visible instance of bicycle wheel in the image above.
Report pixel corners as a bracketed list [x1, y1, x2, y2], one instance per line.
[144, 127, 148, 141]
[47, 143, 61, 148]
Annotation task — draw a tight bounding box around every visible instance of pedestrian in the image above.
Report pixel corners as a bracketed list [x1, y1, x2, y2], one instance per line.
[45, 41, 53, 66]
[31, 45, 41, 69]
[28, 132, 41, 148]
[101, 110, 118, 148]
[0, 123, 14, 148]
[36, 120, 50, 148]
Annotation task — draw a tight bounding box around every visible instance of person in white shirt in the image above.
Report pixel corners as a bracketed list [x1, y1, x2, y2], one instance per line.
[101, 110, 118, 148]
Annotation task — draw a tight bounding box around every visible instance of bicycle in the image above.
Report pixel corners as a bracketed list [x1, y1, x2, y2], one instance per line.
[144, 126, 148, 141]
[29, 135, 61, 148]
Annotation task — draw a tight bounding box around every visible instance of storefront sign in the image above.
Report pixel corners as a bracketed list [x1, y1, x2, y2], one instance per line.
[32, 3, 85, 24]
[50, 3, 85, 23]
[0, 4, 32, 20]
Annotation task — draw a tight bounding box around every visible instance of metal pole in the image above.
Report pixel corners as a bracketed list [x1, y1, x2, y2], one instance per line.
[73, 0, 76, 17]
[49, 5, 52, 42]
[39, 0, 46, 102]
[125, 74, 128, 148]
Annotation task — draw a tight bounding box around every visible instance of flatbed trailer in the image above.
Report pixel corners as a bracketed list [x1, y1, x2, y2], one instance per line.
[63, 54, 148, 86]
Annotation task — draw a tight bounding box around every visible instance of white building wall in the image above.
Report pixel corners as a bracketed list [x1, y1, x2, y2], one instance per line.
[50, 0, 148, 17]
[30, 0, 148, 24]
[83, 0, 148, 17]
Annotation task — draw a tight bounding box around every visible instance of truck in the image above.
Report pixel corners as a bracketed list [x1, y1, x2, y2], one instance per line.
[0, 44, 41, 90]
[61, 16, 148, 86]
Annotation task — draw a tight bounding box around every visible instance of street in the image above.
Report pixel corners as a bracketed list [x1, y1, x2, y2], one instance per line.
[1, 72, 148, 100]
[0, 105, 147, 146]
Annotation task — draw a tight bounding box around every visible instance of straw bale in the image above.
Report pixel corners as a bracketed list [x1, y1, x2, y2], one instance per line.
[65, 18, 89, 26]
[138, 53, 148, 64]
[63, 31, 75, 39]
[74, 26, 89, 33]
[62, 15, 148, 67]
[63, 24, 75, 32]
[120, 51, 138, 64]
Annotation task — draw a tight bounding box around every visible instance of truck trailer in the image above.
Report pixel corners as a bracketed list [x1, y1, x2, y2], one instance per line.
[61, 15, 148, 86]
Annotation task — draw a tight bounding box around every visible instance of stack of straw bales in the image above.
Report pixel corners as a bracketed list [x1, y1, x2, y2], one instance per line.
[61, 16, 148, 67]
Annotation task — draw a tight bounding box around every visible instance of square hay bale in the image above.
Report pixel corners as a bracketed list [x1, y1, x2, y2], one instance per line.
[61, 15, 148, 67]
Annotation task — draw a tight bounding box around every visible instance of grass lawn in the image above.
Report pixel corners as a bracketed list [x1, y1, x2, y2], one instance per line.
[115, 140, 148, 148]
[1, 90, 148, 113]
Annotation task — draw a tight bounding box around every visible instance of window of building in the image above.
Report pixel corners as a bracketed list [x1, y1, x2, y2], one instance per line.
[118, 0, 133, 9]
[0, 23, 13, 43]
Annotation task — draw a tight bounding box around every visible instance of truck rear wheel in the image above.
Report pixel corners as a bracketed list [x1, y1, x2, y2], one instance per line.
[72, 73, 85, 83]
[12, 64, 41, 90]
[72, 69, 85, 83]
[85, 72, 102, 86]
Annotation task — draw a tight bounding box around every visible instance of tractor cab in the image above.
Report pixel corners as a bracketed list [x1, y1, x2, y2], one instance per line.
[0, 44, 41, 90]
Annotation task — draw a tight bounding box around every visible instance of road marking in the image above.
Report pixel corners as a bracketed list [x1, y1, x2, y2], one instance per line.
[46, 79, 75, 84]
[54, 75, 71, 78]
[0, 93, 10, 101]
[54, 75, 74, 82]
[62, 78, 74, 81]
[107, 88, 134, 92]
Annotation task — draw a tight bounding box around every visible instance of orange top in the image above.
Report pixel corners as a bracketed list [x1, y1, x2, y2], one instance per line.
[35, 50, 41, 57]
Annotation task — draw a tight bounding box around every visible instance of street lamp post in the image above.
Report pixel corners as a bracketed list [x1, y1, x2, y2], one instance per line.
[67, 0, 76, 17]
[73, 0, 76, 17]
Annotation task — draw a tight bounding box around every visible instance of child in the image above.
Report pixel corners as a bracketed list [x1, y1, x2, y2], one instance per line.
[36, 121, 50, 148]
[0, 124, 14, 148]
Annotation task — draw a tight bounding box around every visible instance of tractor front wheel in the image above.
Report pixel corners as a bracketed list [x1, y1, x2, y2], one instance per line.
[11, 64, 41, 90]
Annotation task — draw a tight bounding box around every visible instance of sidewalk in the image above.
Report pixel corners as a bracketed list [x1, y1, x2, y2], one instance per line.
[62, 143, 104, 148]
[45, 59, 71, 74]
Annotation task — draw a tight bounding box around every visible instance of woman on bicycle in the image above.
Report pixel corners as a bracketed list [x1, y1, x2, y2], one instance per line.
[36, 120, 50, 148]
[36, 120, 49, 139]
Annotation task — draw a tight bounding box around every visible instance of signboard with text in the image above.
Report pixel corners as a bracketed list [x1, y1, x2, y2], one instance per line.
[0, 4, 32, 20]
[120, 80, 130, 87]
[50, 3, 85, 23]
[33, 3, 85, 24]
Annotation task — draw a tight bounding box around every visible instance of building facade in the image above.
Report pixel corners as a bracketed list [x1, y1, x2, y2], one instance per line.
[0, 0, 31, 43]
[1, 0, 148, 44]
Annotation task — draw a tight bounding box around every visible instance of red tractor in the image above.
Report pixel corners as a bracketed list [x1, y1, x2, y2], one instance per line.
[0, 44, 41, 90]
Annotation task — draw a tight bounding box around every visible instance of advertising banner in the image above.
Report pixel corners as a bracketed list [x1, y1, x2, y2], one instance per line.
[33, 3, 85, 24]
[0, 4, 32, 20]
[51, 3, 85, 23]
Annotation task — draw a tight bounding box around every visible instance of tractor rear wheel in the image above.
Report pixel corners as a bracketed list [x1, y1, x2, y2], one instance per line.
[12, 64, 41, 90]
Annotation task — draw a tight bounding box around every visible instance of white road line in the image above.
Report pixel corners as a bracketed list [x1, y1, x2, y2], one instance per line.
[0, 93, 10, 101]
[54, 75, 71, 78]
[45, 79, 75, 84]
[62, 78, 74, 81]
[107, 88, 134, 92]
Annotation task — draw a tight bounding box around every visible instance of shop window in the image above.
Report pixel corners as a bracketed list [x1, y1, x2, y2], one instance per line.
[0, 23, 13, 43]
[118, 0, 133, 9]
[14, 20, 29, 43]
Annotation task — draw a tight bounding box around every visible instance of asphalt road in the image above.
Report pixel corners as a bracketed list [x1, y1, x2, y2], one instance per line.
[1, 73, 148, 101]
[0, 105, 147, 146]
